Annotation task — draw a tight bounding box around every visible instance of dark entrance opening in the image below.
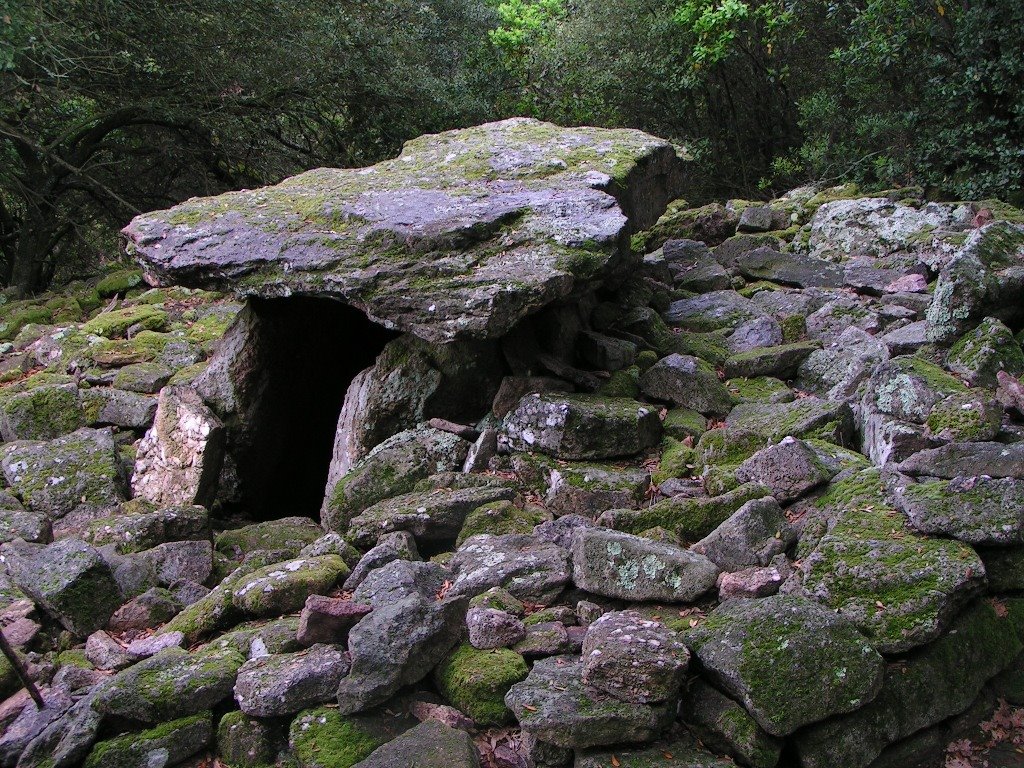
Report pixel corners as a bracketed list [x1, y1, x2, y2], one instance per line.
[232, 296, 400, 521]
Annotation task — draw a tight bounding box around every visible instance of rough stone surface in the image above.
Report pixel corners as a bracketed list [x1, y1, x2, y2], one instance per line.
[685, 595, 885, 736]
[505, 656, 676, 749]
[353, 721, 480, 768]
[639, 353, 733, 417]
[322, 425, 469, 533]
[132, 386, 226, 508]
[1, 427, 127, 520]
[581, 611, 689, 703]
[234, 643, 350, 717]
[890, 474, 1024, 545]
[124, 119, 686, 344]
[338, 561, 468, 715]
[297, 595, 372, 646]
[449, 534, 572, 603]
[692, 496, 793, 571]
[735, 437, 837, 502]
[794, 601, 1023, 768]
[94, 646, 244, 722]
[348, 485, 516, 548]
[3, 539, 121, 636]
[681, 678, 783, 768]
[500, 393, 662, 460]
[572, 527, 719, 602]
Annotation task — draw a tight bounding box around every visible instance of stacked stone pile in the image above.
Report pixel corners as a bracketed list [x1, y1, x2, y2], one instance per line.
[1, 119, 1024, 768]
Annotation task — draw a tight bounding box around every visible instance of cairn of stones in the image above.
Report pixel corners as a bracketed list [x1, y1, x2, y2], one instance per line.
[1, 118, 1024, 768]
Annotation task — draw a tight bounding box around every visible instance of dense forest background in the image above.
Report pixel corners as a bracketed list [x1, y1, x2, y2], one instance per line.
[1, 0, 1022, 295]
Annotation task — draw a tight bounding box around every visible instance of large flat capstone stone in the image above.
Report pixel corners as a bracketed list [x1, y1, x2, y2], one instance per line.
[123, 119, 686, 343]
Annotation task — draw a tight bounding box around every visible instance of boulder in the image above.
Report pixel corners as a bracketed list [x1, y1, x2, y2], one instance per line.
[0, 376, 83, 442]
[945, 316, 1024, 387]
[571, 527, 719, 602]
[343, 531, 421, 591]
[352, 721, 480, 768]
[466, 606, 526, 650]
[1, 427, 127, 520]
[661, 239, 731, 293]
[499, 393, 661, 460]
[684, 595, 885, 736]
[725, 398, 854, 445]
[680, 678, 782, 768]
[322, 425, 469, 533]
[124, 119, 686, 344]
[3, 539, 121, 636]
[434, 643, 528, 725]
[664, 291, 762, 332]
[728, 315, 784, 353]
[897, 441, 1024, 479]
[232, 555, 349, 618]
[348, 485, 516, 548]
[82, 712, 212, 768]
[288, 707, 391, 768]
[890, 473, 1024, 545]
[505, 656, 675, 749]
[724, 341, 819, 380]
[216, 711, 278, 768]
[131, 386, 225, 508]
[449, 534, 572, 603]
[581, 611, 689, 704]
[638, 354, 733, 417]
[576, 733, 739, 767]
[788, 469, 985, 653]
[84, 504, 209, 554]
[296, 595, 371, 647]
[796, 326, 889, 404]
[734, 437, 837, 502]
[807, 198, 968, 260]
[692, 496, 793, 571]
[794, 601, 1024, 768]
[734, 246, 844, 288]
[927, 221, 1024, 343]
[235, 644, 350, 717]
[94, 645, 244, 722]
[337, 561, 468, 714]
[215, 516, 323, 562]
[544, 462, 650, 517]
[80, 387, 158, 430]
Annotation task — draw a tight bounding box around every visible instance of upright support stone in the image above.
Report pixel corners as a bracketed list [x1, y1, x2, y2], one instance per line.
[132, 386, 225, 508]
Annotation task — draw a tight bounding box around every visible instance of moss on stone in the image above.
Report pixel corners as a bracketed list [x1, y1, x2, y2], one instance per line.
[737, 280, 782, 298]
[926, 393, 1002, 441]
[605, 481, 769, 541]
[726, 376, 792, 405]
[674, 331, 732, 366]
[663, 407, 707, 440]
[434, 644, 528, 725]
[654, 437, 695, 484]
[598, 366, 641, 398]
[95, 269, 144, 298]
[636, 350, 659, 372]
[82, 305, 168, 338]
[457, 500, 547, 545]
[84, 711, 211, 768]
[289, 707, 383, 768]
[56, 650, 94, 669]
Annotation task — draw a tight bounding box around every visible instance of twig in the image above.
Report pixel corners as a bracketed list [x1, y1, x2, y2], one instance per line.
[0, 629, 45, 709]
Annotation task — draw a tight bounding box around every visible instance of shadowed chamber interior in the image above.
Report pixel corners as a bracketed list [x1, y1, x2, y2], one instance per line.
[234, 296, 399, 521]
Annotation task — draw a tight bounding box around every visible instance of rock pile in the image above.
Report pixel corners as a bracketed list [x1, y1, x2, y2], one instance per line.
[2, 120, 1024, 768]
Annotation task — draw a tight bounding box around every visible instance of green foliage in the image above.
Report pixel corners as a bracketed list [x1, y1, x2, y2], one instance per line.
[796, 0, 1024, 202]
[0, 0, 500, 294]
